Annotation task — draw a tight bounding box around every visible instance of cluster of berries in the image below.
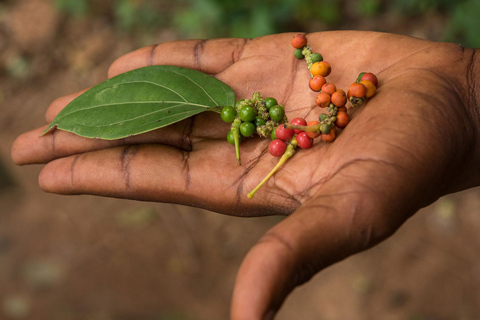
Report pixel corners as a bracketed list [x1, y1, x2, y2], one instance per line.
[220, 92, 287, 164]
[246, 34, 380, 198]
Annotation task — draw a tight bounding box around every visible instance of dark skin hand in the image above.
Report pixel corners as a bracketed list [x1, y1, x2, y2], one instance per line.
[11, 31, 480, 319]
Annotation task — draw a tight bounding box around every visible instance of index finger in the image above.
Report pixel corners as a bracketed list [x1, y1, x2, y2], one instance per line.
[107, 38, 252, 78]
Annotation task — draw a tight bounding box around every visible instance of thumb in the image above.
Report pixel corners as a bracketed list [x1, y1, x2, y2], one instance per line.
[230, 164, 415, 319]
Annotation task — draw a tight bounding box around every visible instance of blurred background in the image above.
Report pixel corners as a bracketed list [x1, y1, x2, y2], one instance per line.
[1, 0, 480, 319]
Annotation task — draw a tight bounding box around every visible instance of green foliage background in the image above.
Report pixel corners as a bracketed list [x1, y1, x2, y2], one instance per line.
[53, 0, 480, 48]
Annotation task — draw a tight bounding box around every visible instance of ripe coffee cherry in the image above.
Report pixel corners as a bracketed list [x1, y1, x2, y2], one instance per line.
[348, 82, 367, 98]
[296, 132, 313, 149]
[290, 117, 307, 134]
[307, 121, 320, 138]
[311, 61, 331, 77]
[360, 80, 377, 98]
[315, 92, 331, 108]
[269, 105, 285, 121]
[360, 72, 378, 87]
[240, 121, 256, 137]
[321, 127, 336, 142]
[291, 34, 307, 49]
[239, 105, 257, 122]
[321, 83, 336, 95]
[275, 124, 294, 141]
[331, 90, 347, 107]
[220, 106, 236, 123]
[269, 139, 287, 157]
[309, 75, 326, 92]
[335, 111, 350, 128]
[227, 130, 242, 145]
[265, 97, 278, 110]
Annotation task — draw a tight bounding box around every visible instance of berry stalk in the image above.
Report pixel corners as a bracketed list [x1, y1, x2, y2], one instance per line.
[231, 118, 242, 165]
[247, 139, 297, 198]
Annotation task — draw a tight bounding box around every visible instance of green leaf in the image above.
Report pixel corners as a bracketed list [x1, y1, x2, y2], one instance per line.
[43, 65, 235, 140]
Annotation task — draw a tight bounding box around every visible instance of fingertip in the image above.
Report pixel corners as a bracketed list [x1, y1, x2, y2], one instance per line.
[45, 89, 89, 123]
[11, 135, 25, 165]
[107, 45, 157, 78]
[38, 156, 75, 194]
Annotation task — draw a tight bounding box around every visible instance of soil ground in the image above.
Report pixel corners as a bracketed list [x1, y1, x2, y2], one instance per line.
[1, 1, 480, 319]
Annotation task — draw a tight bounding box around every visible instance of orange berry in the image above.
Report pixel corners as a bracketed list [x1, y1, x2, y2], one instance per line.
[360, 80, 377, 98]
[321, 83, 336, 95]
[311, 61, 331, 77]
[321, 127, 336, 142]
[315, 92, 331, 108]
[331, 90, 347, 107]
[291, 34, 307, 49]
[335, 111, 350, 128]
[309, 75, 326, 92]
[306, 121, 321, 138]
[337, 106, 348, 113]
[348, 82, 367, 98]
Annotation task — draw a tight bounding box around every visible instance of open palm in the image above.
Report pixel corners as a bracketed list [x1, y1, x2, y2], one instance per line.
[12, 31, 480, 319]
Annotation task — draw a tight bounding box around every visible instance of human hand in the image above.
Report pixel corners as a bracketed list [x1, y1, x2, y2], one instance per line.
[11, 31, 480, 319]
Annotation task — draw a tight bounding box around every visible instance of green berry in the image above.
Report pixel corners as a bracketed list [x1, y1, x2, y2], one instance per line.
[220, 106, 237, 123]
[239, 105, 257, 122]
[227, 130, 242, 145]
[269, 105, 285, 122]
[271, 129, 277, 140]
[240, 121, 256, 137]
[235, 99, 245, 108]
[311, 53, 323, 64]
[264, 97, 278, 110]
[254, 117, 266, 128]
[294, 48, 304, 60]
[320, 123, 332, 135]
[319, 113, 327, 122]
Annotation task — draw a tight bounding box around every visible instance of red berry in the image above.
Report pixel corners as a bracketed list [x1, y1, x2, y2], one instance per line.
[291, 34, 307, 49]
[269, 139, 287, 157]
[290, 117, 307, 134]
[296, 132, 313, 149]
[275, 124, 294, 141]
[360, 72, 378, 87]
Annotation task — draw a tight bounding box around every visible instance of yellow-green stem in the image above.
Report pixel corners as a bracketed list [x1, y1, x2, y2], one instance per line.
[247, 142, 296, 198]
[232, 119, 242, 165]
